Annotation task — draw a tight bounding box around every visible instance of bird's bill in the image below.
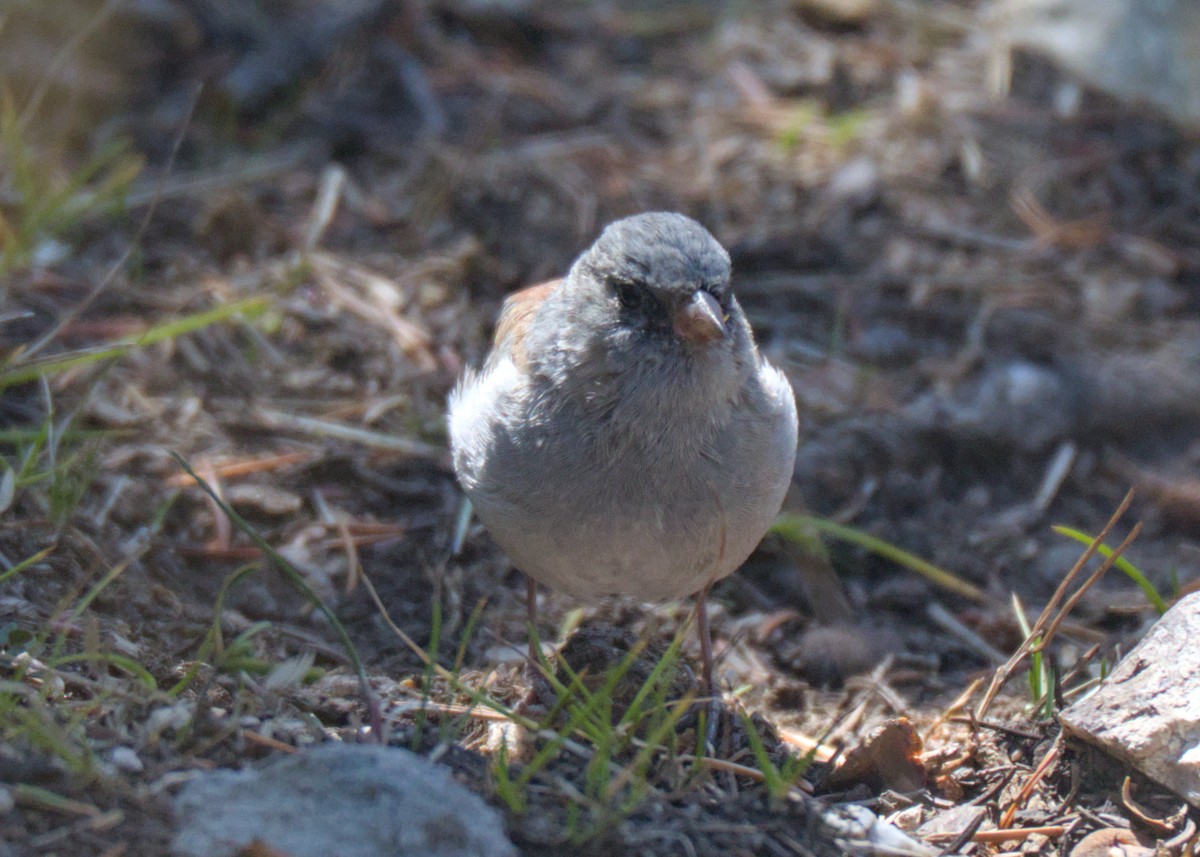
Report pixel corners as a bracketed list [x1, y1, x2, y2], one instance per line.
[672, 289, 727, 344]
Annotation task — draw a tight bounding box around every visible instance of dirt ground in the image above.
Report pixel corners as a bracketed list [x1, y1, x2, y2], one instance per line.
[2, 1, 1200, 855]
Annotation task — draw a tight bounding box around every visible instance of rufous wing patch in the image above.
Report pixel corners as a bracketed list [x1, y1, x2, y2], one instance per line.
[491, 279, 561, 370]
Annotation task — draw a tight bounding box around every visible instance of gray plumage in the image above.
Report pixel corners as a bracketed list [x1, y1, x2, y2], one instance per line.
[449, 212, 798, 601]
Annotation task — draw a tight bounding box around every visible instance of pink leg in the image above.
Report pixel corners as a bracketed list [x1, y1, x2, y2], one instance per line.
[526, 576, 539, 665]
[696, 583, 715, 697]
[695, 583, 723, 752]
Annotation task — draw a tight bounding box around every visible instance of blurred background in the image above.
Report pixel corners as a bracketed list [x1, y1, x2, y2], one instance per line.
[2, 0, 1200, 847]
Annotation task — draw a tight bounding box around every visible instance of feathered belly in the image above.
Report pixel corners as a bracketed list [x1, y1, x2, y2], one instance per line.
[452, 358, 797, 602]
[467, 432, 784, 601]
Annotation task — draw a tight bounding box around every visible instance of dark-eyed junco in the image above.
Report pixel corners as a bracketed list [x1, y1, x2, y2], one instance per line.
[449, 212, 798, 691]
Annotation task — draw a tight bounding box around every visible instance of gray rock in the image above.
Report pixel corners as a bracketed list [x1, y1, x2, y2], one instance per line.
[987, 0, 1200, 127]
[915, 804, 987, 842]
[1060, 593, 1200, 807]
[905, 361, 1078, 453]
[818, 804, 939, 857]
[172, 743, 516, 857]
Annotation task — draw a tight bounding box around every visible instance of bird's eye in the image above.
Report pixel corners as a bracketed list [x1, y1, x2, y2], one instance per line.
[612, 278, 644, 310]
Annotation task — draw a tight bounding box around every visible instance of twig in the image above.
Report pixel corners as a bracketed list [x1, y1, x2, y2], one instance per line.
[1033, 522, 1142, 653]
[1033, 441, 1076, 512]
[934, 807, 987, 856]
[254, 407, 443, 458]
[301, 164, 347, 252]
[775, 726, 836, 764]
[165, 451, 311, 487]
[1120, 777, 1187, 836]
[926, 603, 1007, 665]
[976, 489, 1136, 720]
[122, 143, 316, 207]
[309, 252, 437, 370]
[926, 825, 1066, 846]
[998, 734, 1061, 829]
[922, 676, 983, 746]
[241, 730, 298, 754]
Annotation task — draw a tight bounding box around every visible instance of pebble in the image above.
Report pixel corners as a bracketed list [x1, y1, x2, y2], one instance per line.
[108, 746, 144, 773]
[172, 743, 516, 857]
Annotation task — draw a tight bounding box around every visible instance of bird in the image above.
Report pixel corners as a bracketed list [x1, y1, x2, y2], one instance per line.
[448, 212, 798, 696]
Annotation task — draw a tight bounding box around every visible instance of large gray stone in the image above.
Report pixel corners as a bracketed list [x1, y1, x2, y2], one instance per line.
[987, 0, 1200, 127]
[172, 743, 516, 857]
[1060, 593, 1200, 806]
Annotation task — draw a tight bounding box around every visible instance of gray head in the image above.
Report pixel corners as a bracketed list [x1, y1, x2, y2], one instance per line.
[525, 212, 756, 419]
[563, 212, 738, 351]
[577, 212, 731, 303]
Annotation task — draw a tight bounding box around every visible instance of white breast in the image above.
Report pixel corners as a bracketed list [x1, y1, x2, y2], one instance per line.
[449, 354, 797, 603]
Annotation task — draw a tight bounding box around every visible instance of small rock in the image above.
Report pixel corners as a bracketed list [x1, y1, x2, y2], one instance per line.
[887, 803, 924, 832]
[824, 157, 882, 210]
[822, 804, 939, 857]
[793, 0, 880, 26]
[108, 746, 144, 773]
[1060, 593, 1200, 807]
[822, 717, 926, 794]
[905, 361, 1079, 453]
[1068, 827, 1154, 857]
[849, 323, 918, 367]
[915, 803, 987, 842]
[783, 624, 902, 688]
[225, 483, 303, 515]
[146, 703, 194, 741]
[172, 743, 516, 857]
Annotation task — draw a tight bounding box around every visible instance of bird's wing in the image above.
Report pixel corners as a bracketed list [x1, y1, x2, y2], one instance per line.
[490, 279, 561, 370]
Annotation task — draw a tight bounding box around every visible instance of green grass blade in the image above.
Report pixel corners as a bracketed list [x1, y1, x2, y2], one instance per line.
[10, 783, 101, 815]
[0, 429, 125, 444]
[773, 514, 986, 602]
[130, 296, 271, 346]
[0, 296, 270, 388]
[616, 627, 687, 731]
[68, 561, 128, 621]
[168, 563, 261, 697]
[47, 652, 157, 690]
[0, 546, 54, 586]
[1053, 525, 1167, 614]
[739, 709, 785, 797]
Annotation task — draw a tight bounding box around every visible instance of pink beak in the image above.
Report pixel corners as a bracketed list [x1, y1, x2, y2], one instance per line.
[672, 290, 727, 345]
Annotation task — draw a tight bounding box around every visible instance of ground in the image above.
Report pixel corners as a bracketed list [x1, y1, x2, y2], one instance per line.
[2, 0, 1199, 855]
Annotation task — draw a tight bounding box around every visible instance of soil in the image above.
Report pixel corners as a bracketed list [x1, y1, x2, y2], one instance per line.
[2, 1, 1199, 855]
